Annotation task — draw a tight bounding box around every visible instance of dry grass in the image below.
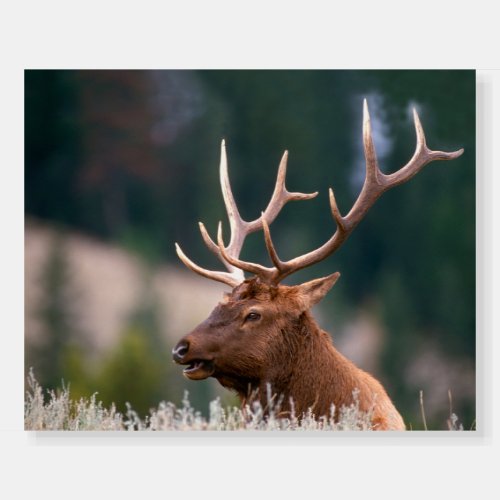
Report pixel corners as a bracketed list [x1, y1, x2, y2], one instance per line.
[25, 371, 466, 431]
[25, 371, 377, 431]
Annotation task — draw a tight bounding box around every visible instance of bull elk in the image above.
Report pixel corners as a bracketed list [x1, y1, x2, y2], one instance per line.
[172, 100, 463, 430]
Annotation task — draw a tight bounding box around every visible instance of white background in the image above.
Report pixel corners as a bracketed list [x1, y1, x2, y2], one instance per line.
[1, 1, 498, 498]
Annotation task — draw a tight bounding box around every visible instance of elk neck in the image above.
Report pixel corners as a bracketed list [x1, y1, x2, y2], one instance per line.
[239, 309, 365, 418]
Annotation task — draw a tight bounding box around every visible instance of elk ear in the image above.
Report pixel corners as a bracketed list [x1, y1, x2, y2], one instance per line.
[296, 272, 340, 311]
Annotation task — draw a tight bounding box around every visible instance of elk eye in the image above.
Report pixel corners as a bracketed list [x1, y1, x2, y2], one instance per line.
[245, 311, 261, 322]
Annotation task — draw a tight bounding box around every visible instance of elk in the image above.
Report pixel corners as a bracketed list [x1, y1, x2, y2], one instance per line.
[172, 100, 463, 430]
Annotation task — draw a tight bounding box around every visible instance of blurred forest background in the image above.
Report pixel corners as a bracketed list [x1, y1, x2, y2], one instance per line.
[24, 70, 475, 429]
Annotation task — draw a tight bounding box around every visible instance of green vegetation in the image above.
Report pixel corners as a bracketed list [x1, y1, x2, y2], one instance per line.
[26, 232, 90, 401]
[94, 278, 172, 417]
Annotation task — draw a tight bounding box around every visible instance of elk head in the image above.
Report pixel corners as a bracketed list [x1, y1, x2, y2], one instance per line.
[172, 100, 463, 417]
[172, 274, 340, 390]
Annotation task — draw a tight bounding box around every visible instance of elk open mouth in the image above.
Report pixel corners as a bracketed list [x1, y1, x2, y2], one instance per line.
[182, 359, 215, 380]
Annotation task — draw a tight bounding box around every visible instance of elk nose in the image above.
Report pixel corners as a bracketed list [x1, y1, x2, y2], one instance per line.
[172, 340, 189, 362]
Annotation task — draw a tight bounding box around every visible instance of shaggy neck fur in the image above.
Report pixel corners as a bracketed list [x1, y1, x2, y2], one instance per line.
[238, 311, 405, 430]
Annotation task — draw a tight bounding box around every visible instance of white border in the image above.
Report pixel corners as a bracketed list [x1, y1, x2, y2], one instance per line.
[1, 2, 498, 497]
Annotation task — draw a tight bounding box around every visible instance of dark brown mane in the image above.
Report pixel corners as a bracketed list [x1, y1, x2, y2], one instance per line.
[232, 278, 281, 301]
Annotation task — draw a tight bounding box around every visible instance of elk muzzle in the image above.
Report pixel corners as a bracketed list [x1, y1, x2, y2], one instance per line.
[172, 338, 215, 380]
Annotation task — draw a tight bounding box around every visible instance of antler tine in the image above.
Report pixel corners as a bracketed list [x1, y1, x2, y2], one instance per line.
[362, 98, 382, 184]
[382, 107, 464, 188]
[194, 140, 250, 275]
[198, 221, 219, 256]
[174, 243, 242, 287]
[246, 150, 318, 233]
[328, 187, 346, 232]
[268, 99, 464, 283]
[219, 139, 248, 253]
[261, 214, 287, 272]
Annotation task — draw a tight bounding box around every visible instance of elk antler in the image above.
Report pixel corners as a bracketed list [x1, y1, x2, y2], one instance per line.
[248, 99, 464, 284]
[175, 140, 318, 287]
[177, 100, 464, 287]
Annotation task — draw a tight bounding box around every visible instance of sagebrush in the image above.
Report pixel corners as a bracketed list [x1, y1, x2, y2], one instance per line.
[25, 371, 378, 431]
[24, 371, 464, 431]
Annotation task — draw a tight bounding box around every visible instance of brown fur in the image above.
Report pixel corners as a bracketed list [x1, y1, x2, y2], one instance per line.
[173, 277, 405, 431]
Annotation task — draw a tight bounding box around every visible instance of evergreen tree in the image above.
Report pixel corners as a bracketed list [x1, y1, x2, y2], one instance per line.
[27, 231, 89, 399]
[94, 272, 173, 418]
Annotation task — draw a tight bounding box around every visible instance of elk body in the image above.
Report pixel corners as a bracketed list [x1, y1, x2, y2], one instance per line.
[173, 100, 463, 430]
